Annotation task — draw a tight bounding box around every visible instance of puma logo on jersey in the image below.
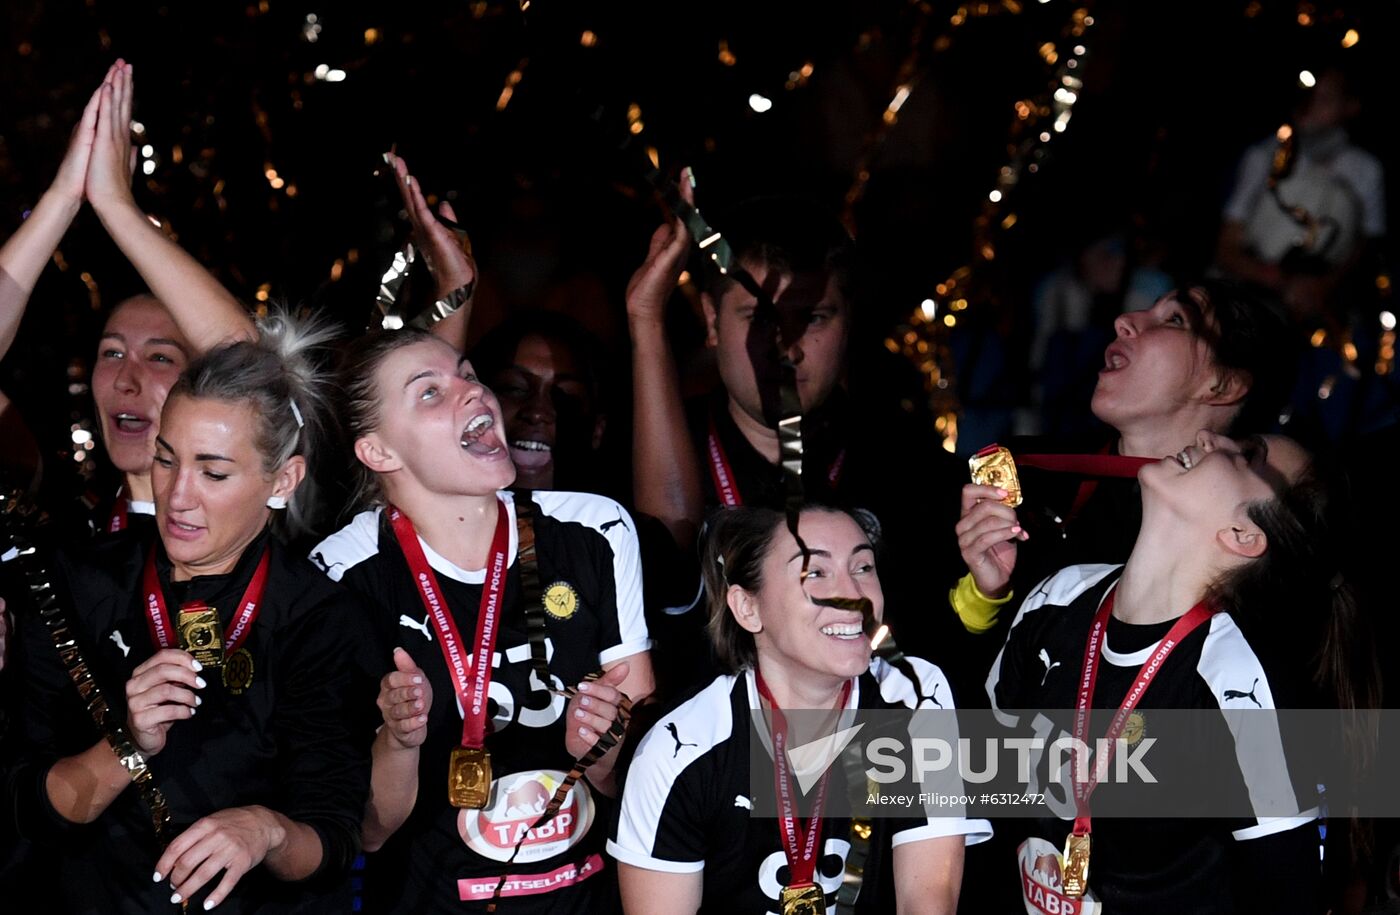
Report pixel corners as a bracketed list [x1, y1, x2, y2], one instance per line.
[927, 682, 943, 708]
[311, 551, 343, 573]
[665, 722, 698, 758]
[734, 795, 752, 810]
[109, 630, 131, 657]
[399, 614, 432, 641]
[601, 511, 629, 533]
[1222, 677, 1261, 707]
[1038, 649, 1062, 686]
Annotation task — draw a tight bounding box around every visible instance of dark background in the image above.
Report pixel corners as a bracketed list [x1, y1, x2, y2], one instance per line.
[1, 0, 1395, 479]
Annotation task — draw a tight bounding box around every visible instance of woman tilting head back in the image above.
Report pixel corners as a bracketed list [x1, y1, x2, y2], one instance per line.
[987, 431, 1378, 914]
[312, 327, 653, 913]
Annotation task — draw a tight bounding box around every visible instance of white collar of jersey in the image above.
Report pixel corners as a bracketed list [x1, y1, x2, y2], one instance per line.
[743, 667, 864, 764]
[129, 499, 155, 516]
[1095, 580, 1163, 667]
[407, 494, 519, 585]
[742, 667, 863, 713]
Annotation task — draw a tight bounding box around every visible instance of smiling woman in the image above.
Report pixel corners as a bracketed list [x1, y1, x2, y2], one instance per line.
[6, 310, 378, 913]
[610, 504, 990, 915]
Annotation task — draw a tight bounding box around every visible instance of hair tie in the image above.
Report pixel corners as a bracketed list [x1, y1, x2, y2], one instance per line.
[289, 399, 305, 430]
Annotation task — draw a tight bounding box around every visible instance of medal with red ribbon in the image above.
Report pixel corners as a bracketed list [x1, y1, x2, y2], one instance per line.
[1017, 448, 1157, 522]
[389, 498, 511, 809]
[1061, 586, 1215, 897]
[141, 546, 270, 693]
[755, 669, 852, 915]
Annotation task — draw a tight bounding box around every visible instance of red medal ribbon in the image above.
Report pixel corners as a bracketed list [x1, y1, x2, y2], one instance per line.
[389, 498, 511, 750]
[107, 488, 129, 533]
[141, 546, 272, 652]
[1015, 453, 1157, 478]
[706, 411, 846, 508]
[755, 669, 853, 894]
[1014, 447, 1157, 523]
[1069, 587, 1215, 838]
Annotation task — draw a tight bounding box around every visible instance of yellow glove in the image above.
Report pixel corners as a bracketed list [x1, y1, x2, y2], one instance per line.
[949, 572, 1013, 635]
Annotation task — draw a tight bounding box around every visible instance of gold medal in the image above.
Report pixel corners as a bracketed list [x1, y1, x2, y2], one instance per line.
[780, 883, 825, 915]
[968, 445, 1023, 507]
[222, 648, 254, 694]
[1062, 832, 1091, 898]
[1122, 710, 1146, 746]
[448, 745, 493, 809]
[178, 605, 225, 669]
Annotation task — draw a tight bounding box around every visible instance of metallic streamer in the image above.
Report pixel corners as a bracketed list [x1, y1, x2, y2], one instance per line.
[0, 491, 175, 845]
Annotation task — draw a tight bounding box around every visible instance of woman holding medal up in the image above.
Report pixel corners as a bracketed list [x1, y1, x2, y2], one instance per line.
[6, 312, 375, 913]
[310, 326, 653, 913]
[986, 431, 1377, 914]
[609, 504, 991, 914]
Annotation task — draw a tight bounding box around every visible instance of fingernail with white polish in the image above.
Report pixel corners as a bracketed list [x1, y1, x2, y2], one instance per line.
[152, 872, 162, 883]
[191, 659, 203, 671]
[171, 892, 182, 904]
[195, 677, 207, 689]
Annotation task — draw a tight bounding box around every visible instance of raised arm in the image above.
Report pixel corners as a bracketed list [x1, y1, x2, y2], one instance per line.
[627, 173, 703, 548]
[0, 72, 107, 358]
[383, 152, 477, 352]
[84, 62, 253, 352]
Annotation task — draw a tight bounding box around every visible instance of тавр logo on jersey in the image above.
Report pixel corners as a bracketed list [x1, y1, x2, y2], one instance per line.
[1016, 837, 1100, 914]
[459, 770, 594, 863]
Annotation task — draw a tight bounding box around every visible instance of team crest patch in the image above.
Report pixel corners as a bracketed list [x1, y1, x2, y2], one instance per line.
[543, 582, 578, 620]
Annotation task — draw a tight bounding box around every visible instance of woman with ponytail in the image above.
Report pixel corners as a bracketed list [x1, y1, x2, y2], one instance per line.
[310, 326, 653, 913]
[987, 430, 1377, 914]
[6, 310, 376, 913]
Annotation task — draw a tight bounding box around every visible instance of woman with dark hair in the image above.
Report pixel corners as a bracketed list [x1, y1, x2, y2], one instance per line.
[470, 312, 609, 494]
[310, 327, 653, 912]
[6, 312, 375, 912]
[987, 431, 1376, 913]
[953, 281, 1298, 642]
[610, 504, 991, 914]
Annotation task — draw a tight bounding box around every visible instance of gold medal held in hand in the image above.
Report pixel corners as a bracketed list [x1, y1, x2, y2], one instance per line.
[780, 883, 825, 915]
[968, 444, 1023, 507]
[1062, 832, 1091, 898]
[448, 745, 492, 809]
[177, 604, 224, 669]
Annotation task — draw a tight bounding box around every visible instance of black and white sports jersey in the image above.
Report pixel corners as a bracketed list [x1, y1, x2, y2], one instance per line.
[310, 490, 649, 914]
[987, 564, 1321, 914]
[6, 530, 376, 914]
[610, 658, 991, 914]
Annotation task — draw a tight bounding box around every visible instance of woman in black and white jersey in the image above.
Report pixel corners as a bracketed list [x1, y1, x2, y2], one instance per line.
[310, 327, 653, 913]
[988, 431, 1377, 914]
[610, 504, 990, 914]
[7, 313, 375, 913]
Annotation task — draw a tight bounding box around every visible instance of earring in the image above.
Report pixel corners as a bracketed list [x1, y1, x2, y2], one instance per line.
[266, 495, 287, 510]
